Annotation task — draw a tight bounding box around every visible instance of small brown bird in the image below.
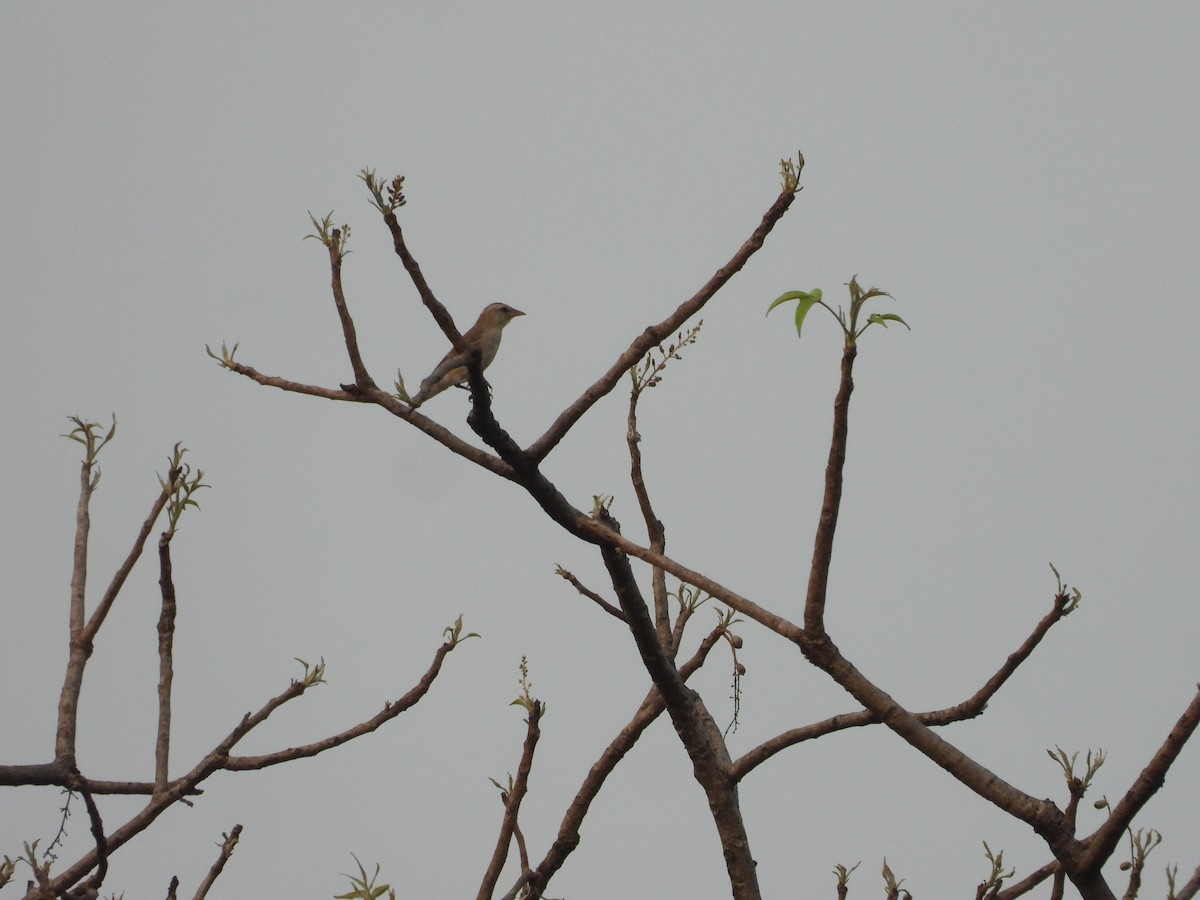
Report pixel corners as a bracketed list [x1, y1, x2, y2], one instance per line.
[409, 303, 525, 407]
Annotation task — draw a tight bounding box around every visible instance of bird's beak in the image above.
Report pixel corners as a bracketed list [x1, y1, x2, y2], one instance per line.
[510, 308, 526, 317]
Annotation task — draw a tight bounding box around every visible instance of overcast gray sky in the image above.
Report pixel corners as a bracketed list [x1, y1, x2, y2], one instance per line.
[3, 4, 1198, 898]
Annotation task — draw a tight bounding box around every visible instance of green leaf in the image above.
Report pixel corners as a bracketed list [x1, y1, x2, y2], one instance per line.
[767, 289, 824, 338]
[765, 288, 821, 315]
[791, 296, 822, 337]
[866, 312, 910, 330]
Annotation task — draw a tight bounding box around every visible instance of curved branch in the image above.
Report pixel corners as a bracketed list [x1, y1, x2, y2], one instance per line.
[223, 640, 457, 770]
[732, 587, 1080, 779]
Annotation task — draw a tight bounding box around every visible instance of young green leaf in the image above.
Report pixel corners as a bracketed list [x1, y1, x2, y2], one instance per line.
[866, 312, 911, 330]
[766, 289, 823, 338]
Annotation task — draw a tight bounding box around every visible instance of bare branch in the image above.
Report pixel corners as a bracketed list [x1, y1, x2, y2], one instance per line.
[324, 227, 377, 390]
[155, 531, 177, 793]
[75, 780, 108, 896]
[224, 639, 457, 770]
[216, 358, 515, 478]
[56, 453, 98, 766]
[804, 345, 854, 635]
[376, 200, 468, 356]
[554, 565, 625, 623]
[82, 486, 171, 644]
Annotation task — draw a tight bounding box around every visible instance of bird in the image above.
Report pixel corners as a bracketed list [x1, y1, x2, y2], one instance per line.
[409, 302, 525, 407]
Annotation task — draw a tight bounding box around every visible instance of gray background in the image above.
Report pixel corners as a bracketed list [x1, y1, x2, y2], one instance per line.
[3, 3, 1197, 897]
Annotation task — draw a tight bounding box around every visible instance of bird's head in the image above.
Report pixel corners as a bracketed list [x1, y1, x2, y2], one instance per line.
[479, 302, 526, 329]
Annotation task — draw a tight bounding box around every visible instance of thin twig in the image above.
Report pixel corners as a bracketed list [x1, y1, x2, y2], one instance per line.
[192, 824, 243, 900]
[220, 358, 515, 479]
[379, 207, 468, 356]
[76, 780, 108, 894]
[994, 859, 1057, 899]
[82, 487, 171, 644]
[224, 640, 456, 770]
[627, 367, 670, 649]
[555, 566, 625, 622]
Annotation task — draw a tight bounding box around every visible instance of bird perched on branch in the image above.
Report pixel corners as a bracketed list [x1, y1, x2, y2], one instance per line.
[409, 303, 525, 407]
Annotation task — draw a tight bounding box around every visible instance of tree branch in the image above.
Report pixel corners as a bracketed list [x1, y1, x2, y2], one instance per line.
[46, 673, 313, 892]
[627, 367, 671, 649]
[379, 207, 469, 356]
[526, 188, 797, 465]
[56, 458, 97, 766]
[804, 344, 854, 635]
[192, 824, 242, 900]
[223, 639, 457, 770]
[578, 519, 805, 642]
[82, 487, 171, 645]
[325, 233, 377, 390]
[994, 859, 1057, 899]
[555, 566, 626, 623]
[155, 530, 177, 793]
[1173, 865, 1200, 900]
[218, 359, 515, 478]
[597, 514, 760, 899]
[732, 589, 1080, 779]
[517, 626, 725, 898]
[477, 703, 542, 900]
[1077, 686, 1200, 873]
